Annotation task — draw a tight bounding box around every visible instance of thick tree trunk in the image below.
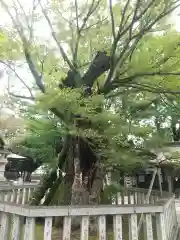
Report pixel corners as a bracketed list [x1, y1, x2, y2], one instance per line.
[89, 162, 104, 204]
[71, 138, 90, 229]
[71, 159, 89, 205]
[64, 144, 75, 205]
[71, 145, 104, 229]
[89, 162, 104, 233]
[71, 137, 89, 204]
[30, 133, 105, 230]
[53, 139, 74, 227]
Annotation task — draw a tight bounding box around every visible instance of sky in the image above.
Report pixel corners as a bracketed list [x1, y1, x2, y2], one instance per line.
[0, 0, 180, 96]
[0, 0, 52, 94]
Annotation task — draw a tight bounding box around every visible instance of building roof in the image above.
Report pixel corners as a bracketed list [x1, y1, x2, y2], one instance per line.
[7, 153, 26, 159]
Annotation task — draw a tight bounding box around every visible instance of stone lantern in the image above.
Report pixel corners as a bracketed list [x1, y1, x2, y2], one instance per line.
[0, 140, 10, 181]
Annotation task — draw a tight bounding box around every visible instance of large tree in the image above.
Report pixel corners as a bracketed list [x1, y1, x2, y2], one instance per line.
[1, 0, 180, 214]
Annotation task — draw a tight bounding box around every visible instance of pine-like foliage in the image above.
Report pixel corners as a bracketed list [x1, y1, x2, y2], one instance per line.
[10, 108, 64, 168]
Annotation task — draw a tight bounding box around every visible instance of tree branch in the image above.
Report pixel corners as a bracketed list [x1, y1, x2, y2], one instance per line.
[13, 0, 34, 41]
[105, 0, 180, 89]
[78, 0, 100, 33]
[82, 51, 110, 88]
[74, 0, 80, 33]
[129, 0, 141, 40]
[0, 0, 72, 124]
[127, 82, 180, 95]
[73, 0, 100, 64]
[38, 0, 76, 72]
[118, 0, 131, 37]
[82, 18, 107, 31]
[109, 0, 115, 40]
[104, 70, 180, 95]
[105, 0, 151, 87]
[24, 49, 45, 93]
[0, 0, 46, 93]
[7, 76, 35, 100]
[122, 71, 180, 83]
[8, 92, 35, 100]
[0, 60, 35, 99]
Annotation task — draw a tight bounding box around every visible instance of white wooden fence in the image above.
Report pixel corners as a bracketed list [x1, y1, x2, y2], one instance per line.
[0, 183, 38, 204]
[0, 184, 178, 240]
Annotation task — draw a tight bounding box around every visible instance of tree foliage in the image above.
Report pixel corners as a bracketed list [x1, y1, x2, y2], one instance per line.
[10, 107, 63, 167]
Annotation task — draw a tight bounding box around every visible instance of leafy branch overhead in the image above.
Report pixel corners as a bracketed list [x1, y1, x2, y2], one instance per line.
[0, 0, 180, 97]
[0, 0, 179, 155]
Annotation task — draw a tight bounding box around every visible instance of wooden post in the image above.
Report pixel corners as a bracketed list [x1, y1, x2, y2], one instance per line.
[145, 214, 153, 240]
[16, 189, 21, 204]
[156, 213, 167, 240]
[0, 191, 4, 201]
[117, 192, 122, 205]
[98, 216, 106, 240]
[27, 188, 31, 202]
[22, 188, 27, 204]
[113, 215, 122, 240]
[146, 168, 158, 203]
[129, 214, 138, 240]
[81, 216, 89, 240]
[23, 217, 35, 240]
[0, 212, 10, 240]
[0, 193, 11, 240]
[10, 190, 16, 203]
[138, 168, 157, 233]
[5, 191, 11, 202]
[172, 198, 177, 225]
[44, 217, 53, 240]
[12, 215, 21, 240]
[63, 217, 71, 240]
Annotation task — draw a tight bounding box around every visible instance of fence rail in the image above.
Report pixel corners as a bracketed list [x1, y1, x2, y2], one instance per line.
[112, 187, 171, 205]
[0, 183, 38, 204]
[0, 183, 178, 240]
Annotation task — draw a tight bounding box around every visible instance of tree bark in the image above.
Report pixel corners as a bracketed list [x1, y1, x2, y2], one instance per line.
[71, 137, 90, 229]
[89, 161, 104, 233]
[53, 138, 74, 227]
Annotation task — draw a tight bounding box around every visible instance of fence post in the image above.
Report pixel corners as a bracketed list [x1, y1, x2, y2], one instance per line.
[12, 215, 21, 240]
[0, 212, 10, 240]
[156, 213, 167, 240]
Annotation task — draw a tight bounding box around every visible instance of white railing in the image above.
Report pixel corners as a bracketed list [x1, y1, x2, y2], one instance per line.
[112, 187, 171, 205]
[0, 183, 38, 204]
[0, 198, 178, 240]
[0, 184, 178, 240]
[0, 183, 168, 205]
